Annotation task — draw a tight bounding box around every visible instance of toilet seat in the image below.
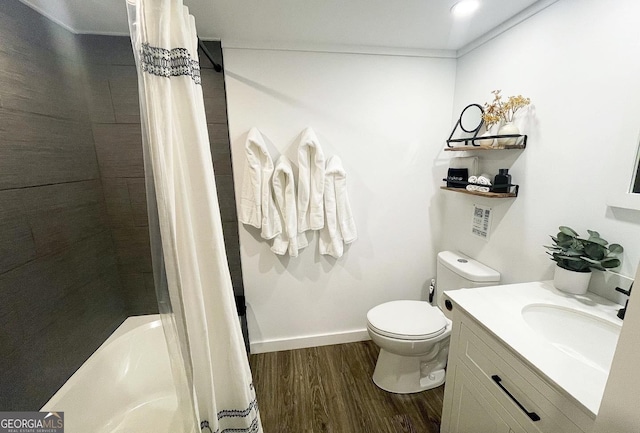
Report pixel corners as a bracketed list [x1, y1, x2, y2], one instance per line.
[367, 300, 447, 341]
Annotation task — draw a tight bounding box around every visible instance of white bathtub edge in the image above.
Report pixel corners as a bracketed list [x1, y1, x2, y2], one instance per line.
[41, 314, 162, 411]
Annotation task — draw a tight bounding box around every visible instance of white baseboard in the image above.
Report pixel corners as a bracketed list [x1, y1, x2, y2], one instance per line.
[250, 329, 370, 354]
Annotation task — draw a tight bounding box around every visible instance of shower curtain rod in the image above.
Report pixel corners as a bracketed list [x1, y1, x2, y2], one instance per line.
[198, 39, 222, 73]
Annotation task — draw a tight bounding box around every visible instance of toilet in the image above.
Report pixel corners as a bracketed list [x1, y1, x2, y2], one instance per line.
[366, 251, 500, 393]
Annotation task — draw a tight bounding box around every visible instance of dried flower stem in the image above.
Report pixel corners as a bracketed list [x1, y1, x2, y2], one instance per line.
[482, 90, 531, 126]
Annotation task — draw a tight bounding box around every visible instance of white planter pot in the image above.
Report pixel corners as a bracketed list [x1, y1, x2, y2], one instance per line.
[553, 265, 592, 295]
[497, 122, 520, 147]
[476, 125, 497, 147]
[476, 131, 495, 147]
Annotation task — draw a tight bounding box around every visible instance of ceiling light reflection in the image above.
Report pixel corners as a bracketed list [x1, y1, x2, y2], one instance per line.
[451, 0, 480, 18]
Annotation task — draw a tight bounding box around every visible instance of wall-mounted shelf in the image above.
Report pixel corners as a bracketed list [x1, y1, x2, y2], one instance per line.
[440, 186, 517, 198]
[446, 134, 527, 150]
[445, 143, 526, 152]
[444, 105, 527, 198]
[441, 179, 519, 198]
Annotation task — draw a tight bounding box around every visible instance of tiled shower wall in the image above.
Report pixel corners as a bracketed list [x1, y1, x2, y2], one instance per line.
[82, 36, 157, 314]
[0, 1, 126, 409]
[83, 37, 243, 315]
[0, 0, 245, 409]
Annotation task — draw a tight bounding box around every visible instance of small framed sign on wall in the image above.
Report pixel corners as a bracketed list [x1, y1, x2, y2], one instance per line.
[471, 204, 492, 240]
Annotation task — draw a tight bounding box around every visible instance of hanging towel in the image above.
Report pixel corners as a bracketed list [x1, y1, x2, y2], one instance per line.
[319, 156, 357, 258]
[238, 128, 281, 239]
[271, 156, 309, 256]
[297, 127, 325, 232]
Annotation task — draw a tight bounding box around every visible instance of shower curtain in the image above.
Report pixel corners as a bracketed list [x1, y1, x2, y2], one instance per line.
[126, 1, 262, 432]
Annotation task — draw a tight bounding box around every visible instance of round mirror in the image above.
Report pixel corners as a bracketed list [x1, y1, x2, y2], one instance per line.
[459, 103, 484, 133]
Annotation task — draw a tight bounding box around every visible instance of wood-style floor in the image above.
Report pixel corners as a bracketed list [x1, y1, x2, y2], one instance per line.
[249, 340, 444, 433]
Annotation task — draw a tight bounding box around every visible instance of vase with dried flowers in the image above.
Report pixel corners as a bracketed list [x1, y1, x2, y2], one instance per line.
[476, 102, 500, 147]
[483, 90, 531, 147]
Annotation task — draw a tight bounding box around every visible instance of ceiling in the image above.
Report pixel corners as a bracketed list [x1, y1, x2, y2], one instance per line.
[20, 0, 550, 53]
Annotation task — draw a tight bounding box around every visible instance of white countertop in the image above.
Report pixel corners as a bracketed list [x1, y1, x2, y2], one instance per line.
[445, 280, 623, 417]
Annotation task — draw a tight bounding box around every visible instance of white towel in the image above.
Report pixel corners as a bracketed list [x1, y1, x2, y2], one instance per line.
[271, 156, 309, 257]
[476, 174, 492, 186]
[466, 184, 489, 193]
[319, 156, 357, 258]
[297, 127, 325, 232]
[238, 128, 281, 239]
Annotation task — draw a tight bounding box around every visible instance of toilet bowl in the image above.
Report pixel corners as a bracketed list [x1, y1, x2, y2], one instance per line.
[367, 300, 452, 393]
[366, 251, 500, 394]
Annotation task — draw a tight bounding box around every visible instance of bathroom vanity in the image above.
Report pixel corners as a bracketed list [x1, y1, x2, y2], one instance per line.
[440, 281, 623, 433]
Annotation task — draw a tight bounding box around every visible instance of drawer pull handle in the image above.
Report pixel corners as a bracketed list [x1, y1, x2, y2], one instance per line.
[491, 375, 541, 422]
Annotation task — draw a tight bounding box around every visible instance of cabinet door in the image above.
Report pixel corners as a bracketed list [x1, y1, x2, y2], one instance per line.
[446, 363, 525, 433]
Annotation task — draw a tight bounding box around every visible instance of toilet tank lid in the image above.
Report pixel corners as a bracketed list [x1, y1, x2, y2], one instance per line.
[437, 251, 500, 282]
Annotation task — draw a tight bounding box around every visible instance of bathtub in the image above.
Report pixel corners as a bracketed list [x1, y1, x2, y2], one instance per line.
[42, 315, 188, 433]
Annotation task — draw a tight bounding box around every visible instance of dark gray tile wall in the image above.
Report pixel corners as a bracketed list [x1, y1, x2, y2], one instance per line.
[0, 3, 246, 408]
[79, 37, 156, 315]
[82, 37, 245, 315]
[0, 109, 98, 189]
[0, 1, 126, 409]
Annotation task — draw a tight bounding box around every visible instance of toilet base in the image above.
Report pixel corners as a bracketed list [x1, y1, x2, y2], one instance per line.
[372, 349, 446, 394]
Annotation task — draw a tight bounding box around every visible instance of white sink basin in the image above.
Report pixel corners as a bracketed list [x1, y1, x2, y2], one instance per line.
[522, 304, 621, 373]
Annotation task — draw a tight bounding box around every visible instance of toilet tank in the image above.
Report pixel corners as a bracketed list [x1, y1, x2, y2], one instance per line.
[435, 251, 500, 312]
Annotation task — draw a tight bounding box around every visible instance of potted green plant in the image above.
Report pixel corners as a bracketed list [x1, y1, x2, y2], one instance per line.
[544, 226, 624, 294]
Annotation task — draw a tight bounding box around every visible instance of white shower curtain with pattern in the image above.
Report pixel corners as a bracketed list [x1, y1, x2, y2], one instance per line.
[126, 1, 262, 432]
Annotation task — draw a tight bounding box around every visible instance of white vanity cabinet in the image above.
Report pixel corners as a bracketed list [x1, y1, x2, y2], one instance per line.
[441, 304, 596, 433]
[445, 361, 524, 433]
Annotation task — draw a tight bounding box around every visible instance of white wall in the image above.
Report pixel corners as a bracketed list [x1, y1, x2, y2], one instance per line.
[224, 0, 640, 353]
[223, 48, 456, 352]
[450, 5, 640, 427]
[446, 0, 640, 301]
